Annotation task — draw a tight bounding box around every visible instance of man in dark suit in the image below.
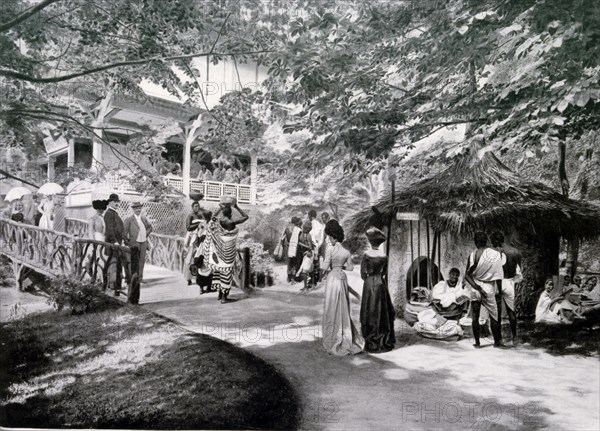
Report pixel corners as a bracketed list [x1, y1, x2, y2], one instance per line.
[123, 202, 153, 304]
[104, 193, 125, 295]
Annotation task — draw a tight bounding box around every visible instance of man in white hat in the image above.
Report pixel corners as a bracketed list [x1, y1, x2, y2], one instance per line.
[124, 201, 153, 304]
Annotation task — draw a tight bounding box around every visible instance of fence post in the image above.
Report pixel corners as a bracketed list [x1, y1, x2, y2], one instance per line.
[71, 239, 80, 278]
[243, 246, 250, 289]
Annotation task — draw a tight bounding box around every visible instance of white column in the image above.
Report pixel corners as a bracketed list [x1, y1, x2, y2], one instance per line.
[182, 141, 191, 199]
[67, 139, 75, 168]
[250, 152, 257, 205]
[90, 91, 114, 173]
[47, 156, 55, 181]
[182, 115, 204, 199]
[91, 134, 103, 172]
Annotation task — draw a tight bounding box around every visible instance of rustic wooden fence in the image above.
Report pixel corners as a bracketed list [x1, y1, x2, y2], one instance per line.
[0, 217, 129, 289]
[64, 218, 250, 288]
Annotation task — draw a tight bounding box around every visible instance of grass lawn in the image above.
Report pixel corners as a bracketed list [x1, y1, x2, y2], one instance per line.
[0, 299, 300, 429]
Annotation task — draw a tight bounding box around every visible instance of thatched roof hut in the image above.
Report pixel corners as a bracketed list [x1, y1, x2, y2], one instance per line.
[350, 151, 600, 239]
[349, 150, 600, 318]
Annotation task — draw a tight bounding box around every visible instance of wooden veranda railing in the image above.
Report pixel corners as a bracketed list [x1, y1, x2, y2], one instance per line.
[65, 218, 250, 288]
[0, 217, 129, 289]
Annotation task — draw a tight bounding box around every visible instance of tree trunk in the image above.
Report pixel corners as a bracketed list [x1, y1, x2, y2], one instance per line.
[559, 140, 578, 276]
[517, 229, 560, 318]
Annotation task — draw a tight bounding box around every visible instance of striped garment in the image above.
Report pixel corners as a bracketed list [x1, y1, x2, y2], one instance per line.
[204, 220, 238, 293]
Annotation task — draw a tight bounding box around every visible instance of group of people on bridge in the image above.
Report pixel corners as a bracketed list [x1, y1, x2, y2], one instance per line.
[86, 194, 153, 305]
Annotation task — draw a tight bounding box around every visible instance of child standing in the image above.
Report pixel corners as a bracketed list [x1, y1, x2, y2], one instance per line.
[297, 250, 314, 292]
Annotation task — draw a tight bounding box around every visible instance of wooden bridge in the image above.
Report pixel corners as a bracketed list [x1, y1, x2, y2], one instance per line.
[0, 217, 250, 292]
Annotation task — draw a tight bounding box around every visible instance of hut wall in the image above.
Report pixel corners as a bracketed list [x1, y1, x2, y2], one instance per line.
[388, 219, 560, 319]
[388, 218, 474, 315]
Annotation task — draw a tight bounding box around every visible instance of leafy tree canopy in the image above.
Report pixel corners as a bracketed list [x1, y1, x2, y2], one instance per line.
[263, 0, 600, 175]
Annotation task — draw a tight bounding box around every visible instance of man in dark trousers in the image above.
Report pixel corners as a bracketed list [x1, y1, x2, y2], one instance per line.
[123, 202, 153, 304]
[491, 231, 522, 346]
[104, 193, 125, 296]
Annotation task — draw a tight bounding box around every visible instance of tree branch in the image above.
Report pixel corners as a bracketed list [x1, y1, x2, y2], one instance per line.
[30, 38, 73, 64]
[0, 168, 40, 188]
[0, 49, 274, 83]
[209, 13, 231, 54]
[0, 0, 61, 33]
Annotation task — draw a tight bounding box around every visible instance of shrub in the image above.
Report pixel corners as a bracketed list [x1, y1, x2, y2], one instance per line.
[44, 276, 105, 315]
[0, 256, 15, 288]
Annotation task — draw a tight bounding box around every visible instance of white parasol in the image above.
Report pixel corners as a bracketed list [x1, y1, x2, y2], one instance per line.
[4, 187, 32, 202]
[38, 182, 64, 196]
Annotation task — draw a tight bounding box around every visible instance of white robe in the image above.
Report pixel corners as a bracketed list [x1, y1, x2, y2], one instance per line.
[431, 281, 465, 308]
[467, 248, 505, 321]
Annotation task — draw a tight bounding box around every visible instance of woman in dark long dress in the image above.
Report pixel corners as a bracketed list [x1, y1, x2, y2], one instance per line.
[360, 227, 396, 353]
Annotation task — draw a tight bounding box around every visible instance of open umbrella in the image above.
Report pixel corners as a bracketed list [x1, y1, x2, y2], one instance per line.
[4, 187, 32, 202]
[38, 182, 64, 196]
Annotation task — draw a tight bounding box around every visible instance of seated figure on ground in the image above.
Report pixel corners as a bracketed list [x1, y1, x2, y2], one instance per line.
[535, 278, 586, 324]
[583, 276, 599, 301]
[431, 268, 470, 320]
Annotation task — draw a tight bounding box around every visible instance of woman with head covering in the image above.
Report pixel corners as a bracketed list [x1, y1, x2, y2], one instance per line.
[204, 200, 249, 303]
[321, 219, 364, 356]
[360, 227, 395, 353]
[88, 200, 108, 241]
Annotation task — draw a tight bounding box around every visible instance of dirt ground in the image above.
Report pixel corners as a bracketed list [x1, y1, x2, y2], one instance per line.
[139, 264, 600, 431]
[2, 264, 599, 430]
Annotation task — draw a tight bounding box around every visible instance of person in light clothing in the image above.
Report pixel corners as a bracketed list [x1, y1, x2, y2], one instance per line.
[464, 231, 507, 349]
[431, 268, 469, 321]
[123, 202, 153, 304]
[286, 217, 303, 283]
[308, 209, 323, 283]
[432, 268, 465, 308]
[297, 250, 314, 292]
[491, 231, 522, 345]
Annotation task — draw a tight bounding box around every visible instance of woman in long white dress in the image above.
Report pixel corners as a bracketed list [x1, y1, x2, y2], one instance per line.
[321, 219, 364, 356]
[38, 195, 55, 229]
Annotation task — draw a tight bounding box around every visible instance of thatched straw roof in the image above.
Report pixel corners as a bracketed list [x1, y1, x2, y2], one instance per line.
[349, 151, 600, 239]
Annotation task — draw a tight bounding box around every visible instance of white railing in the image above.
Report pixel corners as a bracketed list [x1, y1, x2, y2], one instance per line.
[163, 177, 253, 204]
[65, 177, 254, 205]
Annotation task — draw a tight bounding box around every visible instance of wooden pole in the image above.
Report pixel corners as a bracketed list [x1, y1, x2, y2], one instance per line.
[426, 221, 431, 288]
[417, 220, 421, 288]
[410, 220, 414, 293]
[386, 180, 395, 259]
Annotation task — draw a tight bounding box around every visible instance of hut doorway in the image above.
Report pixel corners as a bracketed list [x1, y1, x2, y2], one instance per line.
[405, 256, 442, 300]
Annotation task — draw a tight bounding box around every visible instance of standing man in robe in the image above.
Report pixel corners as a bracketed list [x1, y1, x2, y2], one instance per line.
[464, 231, 507, 349]
[491, 231, 522, 346]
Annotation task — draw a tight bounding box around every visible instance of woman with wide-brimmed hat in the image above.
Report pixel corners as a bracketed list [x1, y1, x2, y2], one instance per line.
[360, 227, 395, 353]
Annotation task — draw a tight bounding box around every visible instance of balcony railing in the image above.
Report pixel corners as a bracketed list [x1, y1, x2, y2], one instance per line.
[163, 177, 253, 204]
[65, 176, 254, 206]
